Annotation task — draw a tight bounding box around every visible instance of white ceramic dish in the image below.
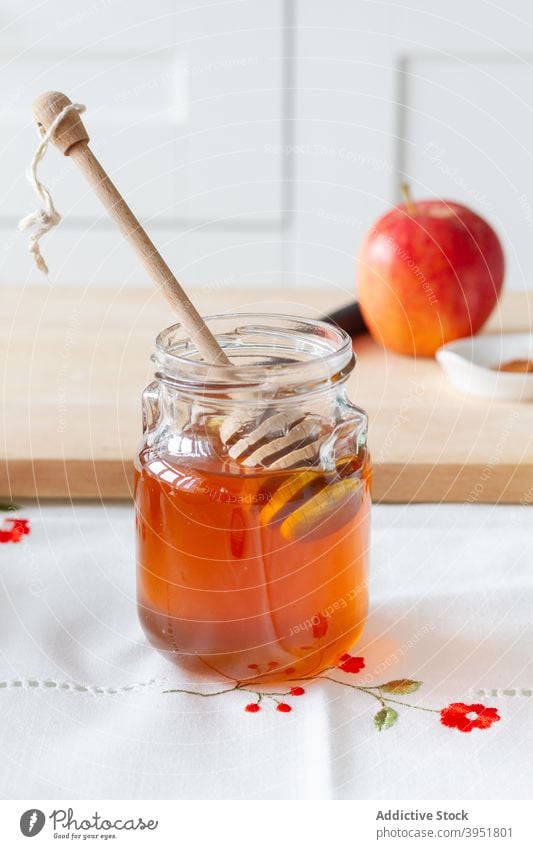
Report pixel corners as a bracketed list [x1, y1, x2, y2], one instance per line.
[436, 333, 533, 401]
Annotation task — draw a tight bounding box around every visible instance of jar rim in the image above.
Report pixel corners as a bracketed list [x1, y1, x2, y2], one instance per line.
[154, 312, 355, 396]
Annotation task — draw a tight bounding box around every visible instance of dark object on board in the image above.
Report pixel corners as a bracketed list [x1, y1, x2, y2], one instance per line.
[322, 301, 368, 338]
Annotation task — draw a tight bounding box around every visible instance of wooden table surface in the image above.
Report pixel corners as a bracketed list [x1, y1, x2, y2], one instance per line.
[2, 284, 533, 503]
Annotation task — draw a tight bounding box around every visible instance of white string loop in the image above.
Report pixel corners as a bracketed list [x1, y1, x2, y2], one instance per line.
[18, 102, 86, 275]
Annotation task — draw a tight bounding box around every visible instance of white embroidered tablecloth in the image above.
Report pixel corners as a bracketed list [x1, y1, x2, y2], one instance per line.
[0, 501, 531, 800]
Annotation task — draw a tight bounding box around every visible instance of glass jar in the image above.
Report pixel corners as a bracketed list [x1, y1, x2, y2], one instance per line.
[135, 314, 371, 683]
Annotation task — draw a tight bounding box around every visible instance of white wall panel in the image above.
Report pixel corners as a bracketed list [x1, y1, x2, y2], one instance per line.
[3, 1, 533, 293]
[399, 55, 533, 292]
[0, 0, 287, 286]
[287, 0, 533, 293]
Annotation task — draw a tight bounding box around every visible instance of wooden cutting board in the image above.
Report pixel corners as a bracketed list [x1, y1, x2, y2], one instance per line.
[2, 284, 533, 503]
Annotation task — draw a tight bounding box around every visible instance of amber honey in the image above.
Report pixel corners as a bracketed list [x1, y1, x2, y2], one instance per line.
[135, 435, 371, 683]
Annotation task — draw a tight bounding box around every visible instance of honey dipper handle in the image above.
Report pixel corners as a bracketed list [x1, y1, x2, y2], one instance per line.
[32, 91, 229, 366]
[69, 145, 230, 364]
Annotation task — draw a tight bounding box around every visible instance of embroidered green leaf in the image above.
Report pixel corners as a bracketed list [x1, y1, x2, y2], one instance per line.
[374, 706, 398, 731]
[0, 503, 19, 512]
[381, 679, 422, 695]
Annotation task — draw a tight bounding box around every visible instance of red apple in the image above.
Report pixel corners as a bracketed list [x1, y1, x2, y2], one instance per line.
[357, 186, 505, 356]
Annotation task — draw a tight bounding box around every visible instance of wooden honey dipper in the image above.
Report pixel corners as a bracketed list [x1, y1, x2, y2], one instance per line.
[28, 91, 326, 471]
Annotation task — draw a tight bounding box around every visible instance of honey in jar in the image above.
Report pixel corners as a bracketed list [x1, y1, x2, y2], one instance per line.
[135, 314, 371, 683]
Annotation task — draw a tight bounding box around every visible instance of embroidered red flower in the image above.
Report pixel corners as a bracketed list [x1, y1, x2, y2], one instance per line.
[167, 654, 505, 733]
[0, 518, 30, 543]
[338, 653, 365, 674]
[440, 702, 501, 733]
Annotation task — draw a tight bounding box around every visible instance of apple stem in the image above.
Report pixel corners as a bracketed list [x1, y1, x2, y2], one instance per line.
[400, 182, 418, 215]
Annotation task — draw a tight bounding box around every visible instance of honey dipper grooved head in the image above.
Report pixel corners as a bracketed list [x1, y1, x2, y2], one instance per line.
[32, 91, 89, 155]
